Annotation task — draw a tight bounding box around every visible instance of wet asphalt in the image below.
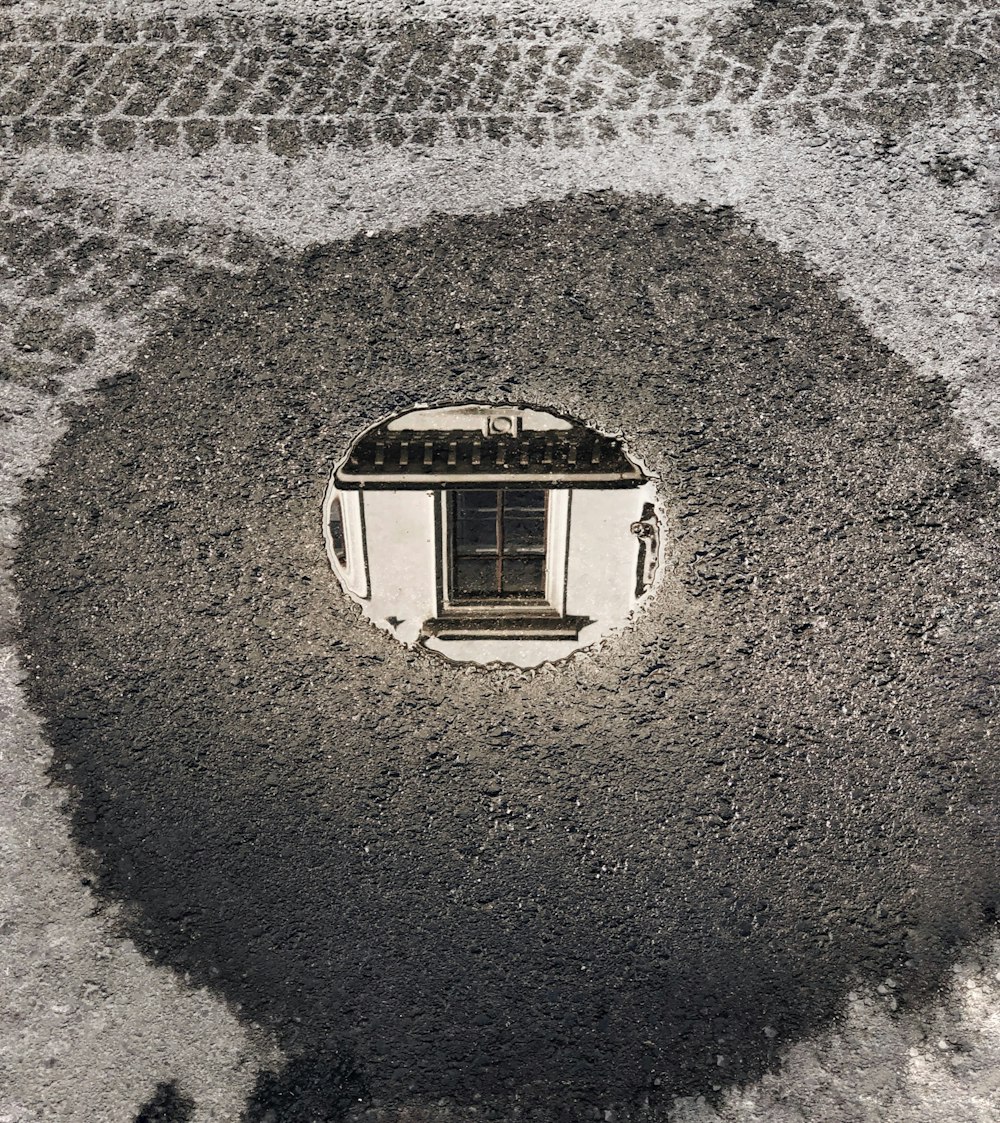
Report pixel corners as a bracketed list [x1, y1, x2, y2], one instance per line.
[15, 194, 1000, 1120]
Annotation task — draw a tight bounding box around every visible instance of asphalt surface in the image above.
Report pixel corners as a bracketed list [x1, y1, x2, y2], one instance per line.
[3, 2, 1000, 1121]
[1, 3, 995, 147]
[13, 194, 1000, 1120]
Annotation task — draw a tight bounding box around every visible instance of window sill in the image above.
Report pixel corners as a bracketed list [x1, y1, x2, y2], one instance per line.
[424, 614, 592, 641]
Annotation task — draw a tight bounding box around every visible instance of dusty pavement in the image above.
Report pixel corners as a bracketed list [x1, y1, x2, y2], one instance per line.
[3, 2, 1000, 1122]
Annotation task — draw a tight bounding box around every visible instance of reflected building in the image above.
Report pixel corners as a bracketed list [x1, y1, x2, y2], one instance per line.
[324, 404, 659, 667]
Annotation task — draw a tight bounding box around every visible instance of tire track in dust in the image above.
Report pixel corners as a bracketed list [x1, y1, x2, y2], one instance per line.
[0, 176, 262, 388]
[0, 3, 996, 152]
[0, 181, 281, 1123]
[0, 172, 271, 513]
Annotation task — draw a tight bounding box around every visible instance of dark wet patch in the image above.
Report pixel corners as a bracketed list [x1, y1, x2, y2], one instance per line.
[242, 1056, 366, 1123]
[16, 194, 1000, 1120]
[134, 1082, 195, 1123]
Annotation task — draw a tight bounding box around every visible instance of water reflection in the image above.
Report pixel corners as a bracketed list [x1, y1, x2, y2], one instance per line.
[325, 404, 659, 667]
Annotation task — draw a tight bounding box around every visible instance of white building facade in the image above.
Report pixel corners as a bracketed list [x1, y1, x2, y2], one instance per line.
[324, 404, 659, 668]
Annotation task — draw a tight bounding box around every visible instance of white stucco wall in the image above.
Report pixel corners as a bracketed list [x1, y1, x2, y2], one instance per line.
[566, 482, 657, 643]
[330, 481, 659, 666]
[359, 490, 437, 647]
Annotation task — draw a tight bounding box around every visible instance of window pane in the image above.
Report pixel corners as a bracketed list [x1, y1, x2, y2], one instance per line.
[456, 490, 498, 513]
[504, 489, 546, 512]
[503, 516, 546, 553]
[501, 490, 546, 557]
[454, 513, 498, 554]
[453, 491, 497, 554]
[501, 556, 545, 595]
[453, 556, 498, 596]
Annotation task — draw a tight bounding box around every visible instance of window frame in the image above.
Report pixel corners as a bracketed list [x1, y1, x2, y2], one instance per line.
[436, 486, 571, 619]
[447, 488, 549, 605]
[322, 486, 370, 599]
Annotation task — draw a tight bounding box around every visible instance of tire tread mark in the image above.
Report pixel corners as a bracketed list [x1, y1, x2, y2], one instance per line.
[0, 10, 994, 151]
[0, 185, 265, 401]
[120, 45, 198, 118]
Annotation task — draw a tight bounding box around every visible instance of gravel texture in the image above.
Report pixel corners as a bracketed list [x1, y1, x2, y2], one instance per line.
[2, 2, 1000, 1121]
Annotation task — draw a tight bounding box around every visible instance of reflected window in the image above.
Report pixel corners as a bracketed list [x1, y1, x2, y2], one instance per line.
[450, 489, 547, 603]
[326, 403, 660, 668]
[328, 493, 348, 568]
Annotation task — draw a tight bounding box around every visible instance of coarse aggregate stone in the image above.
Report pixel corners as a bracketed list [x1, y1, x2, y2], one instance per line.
[2, 1, 1000, 1121]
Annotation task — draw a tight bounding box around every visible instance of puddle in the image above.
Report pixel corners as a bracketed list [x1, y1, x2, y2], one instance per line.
[325, 403, 660, 667]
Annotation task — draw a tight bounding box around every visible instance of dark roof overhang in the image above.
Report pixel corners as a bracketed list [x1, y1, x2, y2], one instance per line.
[335, 425, 647, 489]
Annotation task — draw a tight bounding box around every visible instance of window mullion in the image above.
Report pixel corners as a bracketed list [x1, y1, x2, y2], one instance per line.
[496, 488, 504, 594]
